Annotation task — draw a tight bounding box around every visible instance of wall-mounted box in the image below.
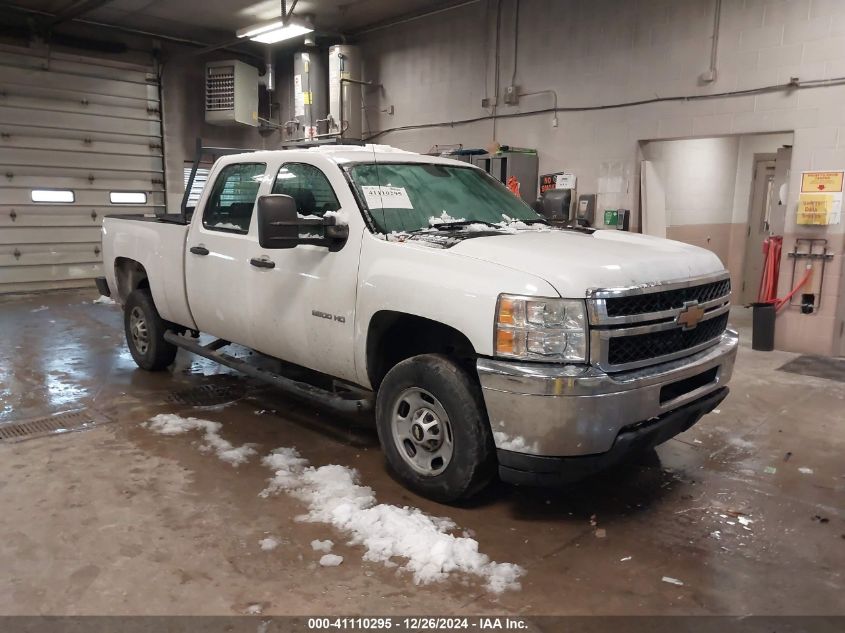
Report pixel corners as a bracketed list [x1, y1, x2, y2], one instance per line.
[205, 60, 258, 127]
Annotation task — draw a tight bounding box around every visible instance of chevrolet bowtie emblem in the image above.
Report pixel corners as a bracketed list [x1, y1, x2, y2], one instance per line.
[676, 301, 706, 330]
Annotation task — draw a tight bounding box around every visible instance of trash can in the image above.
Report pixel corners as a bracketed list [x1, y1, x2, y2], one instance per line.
[751, 302, 776, 351]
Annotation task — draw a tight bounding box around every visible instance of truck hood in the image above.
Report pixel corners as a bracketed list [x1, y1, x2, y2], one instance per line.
[449, 229, 726, 297]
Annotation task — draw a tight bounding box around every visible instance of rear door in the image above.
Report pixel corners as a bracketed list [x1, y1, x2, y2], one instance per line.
[185, 161, 266, 345]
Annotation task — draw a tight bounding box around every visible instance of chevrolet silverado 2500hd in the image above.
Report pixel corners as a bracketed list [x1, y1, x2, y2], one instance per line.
[98, 144, 737, 502]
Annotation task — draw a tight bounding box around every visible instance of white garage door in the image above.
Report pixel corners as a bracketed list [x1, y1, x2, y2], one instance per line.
[0, 44, 165, 293]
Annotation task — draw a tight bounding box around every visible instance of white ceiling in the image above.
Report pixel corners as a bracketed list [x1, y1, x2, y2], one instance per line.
[5, 0, 463, 42]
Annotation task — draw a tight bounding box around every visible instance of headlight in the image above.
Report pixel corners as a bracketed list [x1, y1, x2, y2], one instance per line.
[494, 294, 588, 362]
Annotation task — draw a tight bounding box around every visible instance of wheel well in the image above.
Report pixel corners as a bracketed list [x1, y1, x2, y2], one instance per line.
[114, 257, 150, 302]
[366, 311, 477, 389]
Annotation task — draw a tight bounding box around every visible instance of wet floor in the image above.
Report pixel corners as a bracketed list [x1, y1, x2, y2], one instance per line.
[0, 289, 843, 615]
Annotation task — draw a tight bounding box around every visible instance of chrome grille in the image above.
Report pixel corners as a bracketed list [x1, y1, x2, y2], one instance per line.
[587, 273, 731, 372]
[608, 313, 729, 366]
[605, 278, 731, 318]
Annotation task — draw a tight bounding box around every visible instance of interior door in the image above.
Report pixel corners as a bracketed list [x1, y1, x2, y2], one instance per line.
[742, 159, 776, 304]
[246, 159, 362, 384]
[185, 161, 266, 345]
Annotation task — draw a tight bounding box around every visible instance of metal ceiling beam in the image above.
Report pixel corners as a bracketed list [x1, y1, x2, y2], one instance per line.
[1, 2, 264, 60]
[47, 0, 115, 27]
[350, 0, 482, 35]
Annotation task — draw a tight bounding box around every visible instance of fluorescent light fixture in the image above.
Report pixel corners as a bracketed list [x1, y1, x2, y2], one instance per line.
[32, 189, 74, 203]
[110, 191, 147, 204]
[236, 19, 313, 44]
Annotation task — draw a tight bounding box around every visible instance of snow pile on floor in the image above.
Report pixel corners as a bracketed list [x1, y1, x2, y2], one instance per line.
[93, 295, 116, 305]
[145, 414, 257, 466]
[259, 537, 280, 551]
[30, 305, 48, 313]
[320, 554, 343, 567]
[311, 539, 334, 553]
[260, 448, 524, 593]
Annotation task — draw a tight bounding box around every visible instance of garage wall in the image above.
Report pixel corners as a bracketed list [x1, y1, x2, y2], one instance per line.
[358, 0, 845, 356]
[0, 43, 164, 293]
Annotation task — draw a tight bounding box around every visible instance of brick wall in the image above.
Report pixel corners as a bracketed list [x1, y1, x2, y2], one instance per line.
[359, 0, 845, 355]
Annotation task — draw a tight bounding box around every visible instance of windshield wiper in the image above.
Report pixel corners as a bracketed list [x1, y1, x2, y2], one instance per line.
[520, 218, 550, 225]
[432, 220, 500, 231]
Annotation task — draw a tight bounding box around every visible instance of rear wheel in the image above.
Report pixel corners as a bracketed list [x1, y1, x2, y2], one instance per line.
[375, 354, 495, 503]
[124, 289, 177, 371]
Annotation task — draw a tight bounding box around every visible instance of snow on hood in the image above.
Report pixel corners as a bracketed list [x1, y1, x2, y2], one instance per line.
[449, 229, 726, 298]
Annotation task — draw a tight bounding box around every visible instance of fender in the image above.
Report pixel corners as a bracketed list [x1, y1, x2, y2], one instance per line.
[354, 233, 558, 389]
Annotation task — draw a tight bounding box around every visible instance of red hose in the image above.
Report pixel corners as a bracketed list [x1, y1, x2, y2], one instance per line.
[774, 266, 812, 312]
[756, 235, 810, 311]
[758, 236, 782, 303]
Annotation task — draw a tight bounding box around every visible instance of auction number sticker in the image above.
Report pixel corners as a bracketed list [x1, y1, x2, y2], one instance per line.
[361, 185, 414, 209]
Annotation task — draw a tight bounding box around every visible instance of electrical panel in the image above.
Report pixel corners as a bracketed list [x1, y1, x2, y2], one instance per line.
[205, 60, 259, 127]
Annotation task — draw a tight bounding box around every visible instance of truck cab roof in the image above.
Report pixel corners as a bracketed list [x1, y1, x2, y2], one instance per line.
[217, 144, 474, 169]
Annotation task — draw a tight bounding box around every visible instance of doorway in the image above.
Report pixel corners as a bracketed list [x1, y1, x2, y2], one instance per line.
[639, 132, 793, 304]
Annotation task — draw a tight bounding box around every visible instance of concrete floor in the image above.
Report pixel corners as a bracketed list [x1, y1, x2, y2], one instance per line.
[0, 289, 843, 616]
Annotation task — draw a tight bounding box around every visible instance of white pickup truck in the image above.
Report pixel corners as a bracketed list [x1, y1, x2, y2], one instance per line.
[99, 144, 737, 502]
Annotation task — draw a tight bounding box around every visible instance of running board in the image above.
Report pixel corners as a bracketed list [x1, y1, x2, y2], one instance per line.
[163, 331, 373, 413]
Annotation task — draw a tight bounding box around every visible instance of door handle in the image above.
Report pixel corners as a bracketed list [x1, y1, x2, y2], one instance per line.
[189, 246, 209, 256]
[250, 257, 275, 269]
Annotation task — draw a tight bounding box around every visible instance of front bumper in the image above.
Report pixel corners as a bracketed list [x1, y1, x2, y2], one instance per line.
[477, 330, 738, 472]
[496, 387, 728, 485]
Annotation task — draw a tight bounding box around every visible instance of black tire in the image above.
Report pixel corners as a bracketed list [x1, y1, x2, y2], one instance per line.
[375, 354, 496, 503]
[124, 288, 177, 371]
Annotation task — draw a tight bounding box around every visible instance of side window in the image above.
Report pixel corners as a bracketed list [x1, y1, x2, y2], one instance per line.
[271, 163, 340, 217]
[203, 162, 266, 233]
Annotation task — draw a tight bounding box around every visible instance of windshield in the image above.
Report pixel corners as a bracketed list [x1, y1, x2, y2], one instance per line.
[347, 162, 543, 234]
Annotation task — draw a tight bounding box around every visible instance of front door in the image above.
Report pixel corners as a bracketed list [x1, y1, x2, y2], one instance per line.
[185, 161, 266, 346]
[246, 158, 362, 384]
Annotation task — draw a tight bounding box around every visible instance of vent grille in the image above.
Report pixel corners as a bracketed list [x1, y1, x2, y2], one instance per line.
[206, 65, 235, 111]
[605, 279, 731, 317]
[0, 409, 113, 443]
[608, 314, 729, 367]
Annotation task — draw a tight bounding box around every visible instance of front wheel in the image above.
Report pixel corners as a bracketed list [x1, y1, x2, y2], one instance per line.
[375, 354, 496, 503]
[124, 289, 177, 371]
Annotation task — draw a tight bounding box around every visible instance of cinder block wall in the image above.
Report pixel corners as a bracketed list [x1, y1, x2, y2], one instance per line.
[358, 0, 845, 356]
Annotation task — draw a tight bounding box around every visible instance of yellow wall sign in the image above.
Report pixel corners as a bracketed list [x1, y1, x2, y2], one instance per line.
[798, 171, 843, 225]
[797, 194, 835, 225]
[801, 171, 844, 193]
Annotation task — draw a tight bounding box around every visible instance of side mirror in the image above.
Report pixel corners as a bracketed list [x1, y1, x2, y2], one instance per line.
[257, 194, 299, 249]
[256, 195, 349, 250]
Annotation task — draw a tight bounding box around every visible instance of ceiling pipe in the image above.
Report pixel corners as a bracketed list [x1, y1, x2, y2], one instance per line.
[261, 47, 275, 92]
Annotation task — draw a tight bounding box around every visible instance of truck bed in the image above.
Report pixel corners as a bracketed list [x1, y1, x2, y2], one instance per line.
[101, 214, 195, 330]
